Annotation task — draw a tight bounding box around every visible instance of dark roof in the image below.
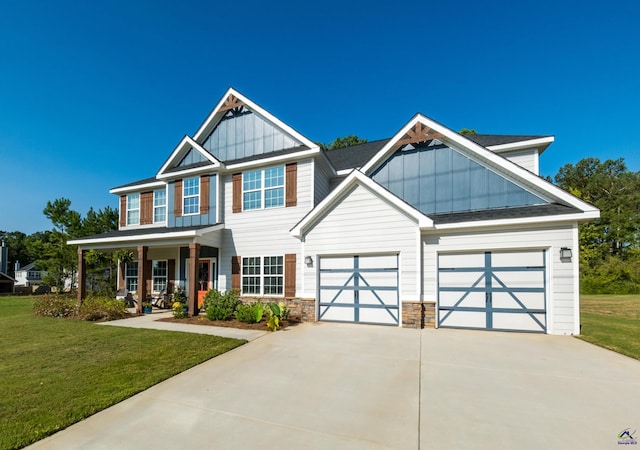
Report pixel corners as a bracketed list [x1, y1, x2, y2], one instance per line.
[224, 145, 311, 165]
[430, 203, 579, 224]
[323, 134, 551, 171]
[111, 176, 159, 190]
[0, 272, 15, 283]
[323, 139, 390, 171]
[465, 134, 551, 147]
[73, 224, 220, 242]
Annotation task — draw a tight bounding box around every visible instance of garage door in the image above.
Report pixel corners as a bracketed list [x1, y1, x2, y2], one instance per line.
[318, 254, 399, 325]
[438, 250, 546, 332]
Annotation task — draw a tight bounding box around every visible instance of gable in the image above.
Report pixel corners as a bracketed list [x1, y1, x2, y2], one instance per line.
[372, 142, 547, 215]
[157, 136, 221, 179]
[201, 106, 304, 163]
[177, 148, 208, 167]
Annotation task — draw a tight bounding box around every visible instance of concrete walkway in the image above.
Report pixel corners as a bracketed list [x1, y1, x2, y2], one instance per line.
[28, 322, 640, 450]
[98, 310, 268, 341]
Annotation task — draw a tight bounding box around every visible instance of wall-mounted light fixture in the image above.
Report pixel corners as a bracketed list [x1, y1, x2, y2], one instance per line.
[304, 256, 313, 267]
[560, 247, 572, 260]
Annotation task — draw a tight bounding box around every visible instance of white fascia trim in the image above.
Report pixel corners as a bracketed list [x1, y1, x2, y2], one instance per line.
[192, 87, 320, 151]
[157, 136, 223, 177]
[110, 181, 166, 195]
[486, 136, 554, 153]
[290, 170, 433, 238]
[361, 114, 598, 214]
[336, 168, 355, 176]
[225, 148, 320, 171]
[433, 210, 600, 231]
[157, 165, 219, 180]
[68, 224, 224, 246]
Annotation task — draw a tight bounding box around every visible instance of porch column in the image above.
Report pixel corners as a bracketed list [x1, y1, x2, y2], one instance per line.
[137, 246, 148, 314]
[188, 243, 200, 316]
[77, 249, 87, 305]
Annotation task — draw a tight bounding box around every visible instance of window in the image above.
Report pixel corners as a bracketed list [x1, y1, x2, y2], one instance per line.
[127, 193, 140, 225]
[153, 190, 166, 223]
[183, 177, 200, 215]
[152, 260, 167, 293]
[125, 262, 138, 292]
[242, 166, 284, 210]
[242, 256, 283, 295]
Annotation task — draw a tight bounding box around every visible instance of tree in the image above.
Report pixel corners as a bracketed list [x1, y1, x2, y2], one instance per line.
[554, 157, 640, 293]
[318, 135, 368, 151]
[459, 128, 478, 135]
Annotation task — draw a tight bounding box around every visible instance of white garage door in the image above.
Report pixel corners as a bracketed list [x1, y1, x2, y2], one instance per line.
[438, 250, 546, 332]
[318, 254, 399, 325]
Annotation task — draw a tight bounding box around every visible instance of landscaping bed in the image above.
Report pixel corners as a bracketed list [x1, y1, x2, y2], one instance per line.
[158, 314, 301, 330]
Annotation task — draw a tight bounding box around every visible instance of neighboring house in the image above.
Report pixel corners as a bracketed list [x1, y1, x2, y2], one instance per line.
[0, 272, 15, 293]
[14, 262, 47, 287]
[69, 88, 599, 334]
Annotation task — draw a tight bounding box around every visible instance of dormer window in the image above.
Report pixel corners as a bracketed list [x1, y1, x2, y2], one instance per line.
[126, 193, 140, 225]
[242, 166, 284, 211]
[183, 177, 200, 215]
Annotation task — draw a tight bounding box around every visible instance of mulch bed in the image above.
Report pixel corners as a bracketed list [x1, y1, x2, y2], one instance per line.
[157, 315, 302, 331]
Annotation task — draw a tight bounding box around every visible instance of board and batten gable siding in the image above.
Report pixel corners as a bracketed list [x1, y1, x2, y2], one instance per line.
[498, 148, 539, 174]
[217, 159, 314, 293]
[424, 223, 577, 335]
[301, 183, 420, 301]
[167, 174, 217, 227]
[313, 160, 331, 206]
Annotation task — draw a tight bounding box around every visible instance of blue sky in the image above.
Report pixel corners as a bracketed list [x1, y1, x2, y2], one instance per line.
[1, 0, 638, 234]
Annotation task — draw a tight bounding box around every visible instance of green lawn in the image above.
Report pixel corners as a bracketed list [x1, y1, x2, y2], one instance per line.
[578, 294, 640, 361]
[0, 296, 245, 450]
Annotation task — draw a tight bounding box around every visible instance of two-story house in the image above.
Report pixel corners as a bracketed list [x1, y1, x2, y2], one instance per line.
[70, 88, 599, 334]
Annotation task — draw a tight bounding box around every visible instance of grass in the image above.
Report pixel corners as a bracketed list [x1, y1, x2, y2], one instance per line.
[578, 294, 640, 361]
[0, 296, 245, 450]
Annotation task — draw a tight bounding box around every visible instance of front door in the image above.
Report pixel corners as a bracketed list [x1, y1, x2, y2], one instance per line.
[197, 258, 216, 306]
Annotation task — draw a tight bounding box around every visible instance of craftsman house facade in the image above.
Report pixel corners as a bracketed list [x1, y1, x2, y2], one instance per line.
[70, 88, 598, 334]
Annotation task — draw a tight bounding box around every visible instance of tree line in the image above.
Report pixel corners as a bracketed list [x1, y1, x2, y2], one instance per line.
[2, 154, 639, 295]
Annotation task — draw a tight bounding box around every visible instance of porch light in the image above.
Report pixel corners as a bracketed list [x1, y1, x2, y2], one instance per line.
[560, 247, 572, 260]
[304, 256, 313, 267]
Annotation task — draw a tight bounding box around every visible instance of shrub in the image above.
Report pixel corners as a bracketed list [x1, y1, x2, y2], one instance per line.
[76, 297, 128, 321]
[33, 294, 77, 318]
[236, 302, 264, 323]
[203, 289, 241, 321]
[173, 302, 187, 319]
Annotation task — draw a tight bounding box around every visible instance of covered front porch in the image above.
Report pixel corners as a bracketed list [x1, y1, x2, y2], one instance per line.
[70, 225, 223, 316]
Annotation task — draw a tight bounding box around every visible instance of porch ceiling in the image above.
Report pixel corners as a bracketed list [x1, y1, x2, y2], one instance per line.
[68, 224, 223, 251]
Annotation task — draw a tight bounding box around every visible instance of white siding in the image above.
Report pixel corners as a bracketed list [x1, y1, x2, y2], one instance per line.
[498, 149, 539, 174]
[218, 159, 315, 293]
[302, 183, 420, 302]
[424, 223, 577, 335]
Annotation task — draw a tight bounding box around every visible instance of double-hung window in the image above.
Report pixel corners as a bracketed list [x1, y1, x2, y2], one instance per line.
[242, 166, 284, 210]
[183, 177, 200, 215]
[126, 193, 140, 225]
[153, 190, 166, 223]
[125, 262, 138, 292]
[241, 256, 283, 295]
[152, 260, 167, 293]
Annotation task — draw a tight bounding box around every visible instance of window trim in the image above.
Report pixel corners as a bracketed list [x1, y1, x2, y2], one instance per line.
[241, 255, 284, 296]
[152, 260, 168, 293]
[182, 177, 200, 216]
[126, 193, 140, 226]
[242, 166, 285, 211]
[153, 189, 167, 223]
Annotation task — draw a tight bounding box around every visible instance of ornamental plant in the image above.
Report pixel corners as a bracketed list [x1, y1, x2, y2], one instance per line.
[203, 289, 241, 321]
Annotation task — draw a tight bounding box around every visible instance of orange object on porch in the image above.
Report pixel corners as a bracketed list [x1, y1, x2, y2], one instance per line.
[198, 291, 206, 307]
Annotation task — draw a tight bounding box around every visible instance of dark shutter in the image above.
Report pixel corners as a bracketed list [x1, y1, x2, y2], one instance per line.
[231, 256, 241, 290]
[232, 173, 242, 213]
[167, 259, 175, 294]
[119, 195, 127, 227]
[140, 192, 153, 225]
[284, 253, 296, 297]
[200, 175, 210, 215]
[174, 179, 183, 217]
[286, 163, 297, 207]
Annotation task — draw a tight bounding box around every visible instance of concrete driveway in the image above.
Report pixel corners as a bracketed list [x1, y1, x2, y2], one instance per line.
[29, 323, 640, 449]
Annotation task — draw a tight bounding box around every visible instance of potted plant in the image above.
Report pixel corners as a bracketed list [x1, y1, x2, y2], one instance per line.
[173, 286, 188, 315]
[142, 300, 152, 314]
